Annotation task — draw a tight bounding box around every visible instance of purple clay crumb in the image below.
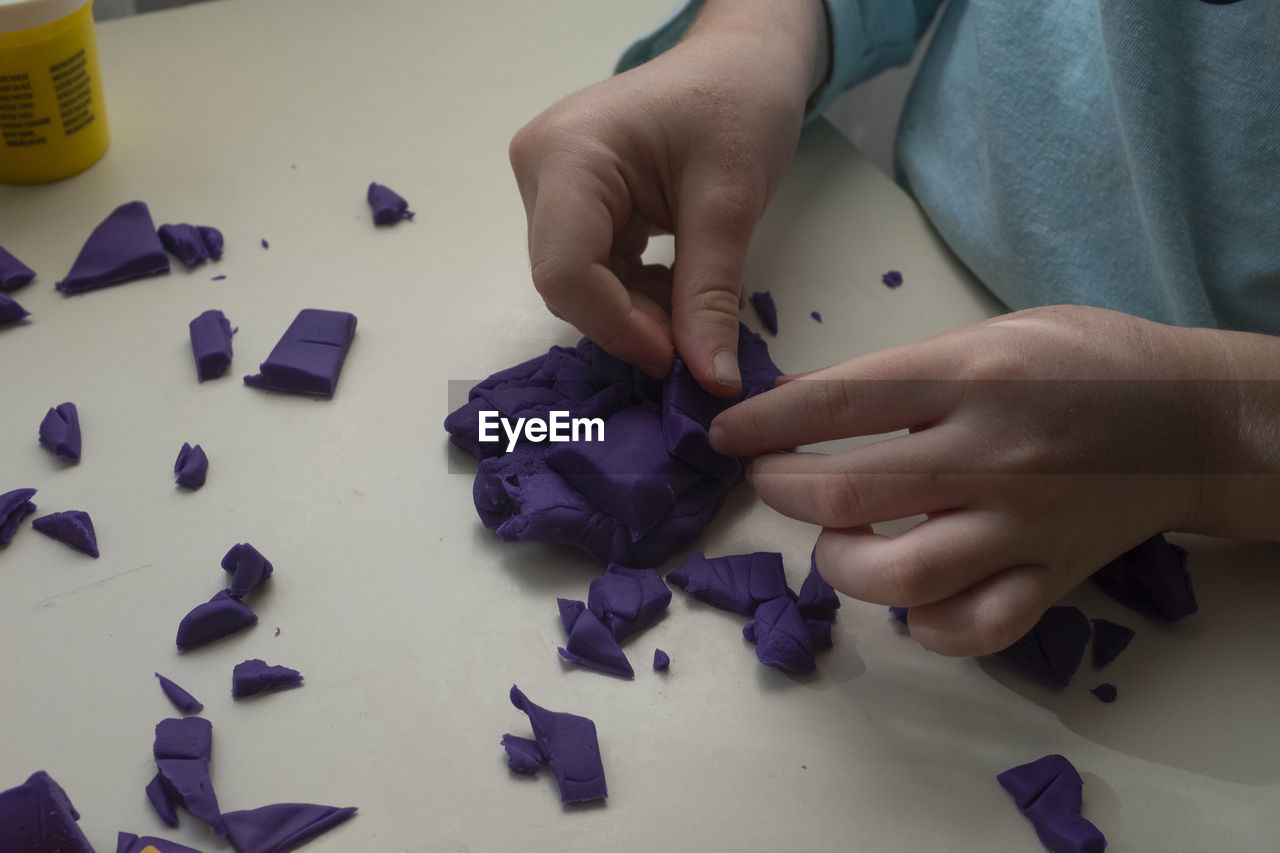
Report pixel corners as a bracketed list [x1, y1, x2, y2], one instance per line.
[274, 627, 281, 637]
[38, 401, 81, 462]
[231, 659, 304, 698]
[0, 487, 37, 547]
[881, 270, 904, 288]
[260, 238, 269, 249]
[158, 223, 224, 268]
[155, 672, 203, 714]
[189, 309, 234, 381]
[174, 443, 209, 490]
[1091, 683, 1118, 703]
[243, 309, 358, 398]
[0, 771, 95, 853]
[501, 734, 545, 775]
[0, 292, 29, 325]
[889, 606, 909, 624]
[509, 685, 607, 803]
[0, 243, 36, 291]
[175, 589, 258, 651]
[221, 802, 357, 853]
[56, 201, 171, 294]
[221, 542, 274, 598]
[749, 290, 778, 335]
[367, 182, 415, 226]
[31, 510, 99, 558]
[997, 754, 1107, 853]
[653, 648, 670, 670]
[211, 274, 227, 281]
[810, 310, 822, 323]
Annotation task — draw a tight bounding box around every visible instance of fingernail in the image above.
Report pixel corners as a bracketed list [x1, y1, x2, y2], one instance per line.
[713, 351, 741, 391]
[708, 422, 729, 455]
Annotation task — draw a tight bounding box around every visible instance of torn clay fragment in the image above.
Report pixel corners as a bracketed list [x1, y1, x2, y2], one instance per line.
[116, 832, 203, 853]
[557, 598, 634, 679]
[810, 311, 822, 323]
[189, 309, 234, 381]
[155, 672, 203, 714]
[509, 685, 607, 803]
[882, 270, 904, 288]
[367, 182, 414, 225]
[221, 802, 358, 853]
[158, 223, 224, 268]
[31, 510, 99, 557]
[0, 771, 95, 853]
[221, 542, 273, 598]
[993, 606, 1091, 688]
[749, 291, 778, 335]
[144, 772, 180, 827]
[0, 487, 37, 547]
[1091, 533, 1197, 621]
[0, 243, 36, 291]
[153, 717, 224, 836]
[1091, 683, 1118, 703]
[39, 401, 81, 461]
[796, 551, 841, 621]
[653, 648, 670, 670]
[174, 443, 209, 490]
[176, 589, 257, 650]
[744, 596, 817, 673]
[668, 551, 790, 616]
[243, 309, 357, 398]
[501, 734, 545, 775]
[587, 564, 672, 641]
[889, 606, 909, 624]
[232, 659, 304, 698]
[56, 201, 170, 294]
[996, 754, 1107, 853]
[1090, 619, 1135, 669]
[0, 293, 29, 325]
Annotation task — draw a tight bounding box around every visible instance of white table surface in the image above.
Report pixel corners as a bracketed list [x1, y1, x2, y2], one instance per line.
[2, 1, 1278, 850]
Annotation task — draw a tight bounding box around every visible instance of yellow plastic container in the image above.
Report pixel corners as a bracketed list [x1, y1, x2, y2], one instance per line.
[0, 0, 108, 183]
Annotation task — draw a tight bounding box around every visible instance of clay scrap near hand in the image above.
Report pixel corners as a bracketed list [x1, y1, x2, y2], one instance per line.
[1090, 619, 1134, 669]
[744, 596, 817, 673]
[587, 564, 672, 641]
[243, 309, 357, 398]
[190, 309, 234, 381]
[117, 832, 203, 853]
[557, 598, 634, 678]
[0, 293, 28, 325]
[993, 606, 1091, 688]
[175, 443, 209, 490]
[0, 243, 36, 291]
[32, 510, 99, 557]
[367, 182, 414, 225]
[39, 401, 81, 461]
[221, 802, 357, 853]
[56, 201, 170, 293]
[750, 290, 778, 335]
[668, 551, 789, 616]
[159, 223, 224, 268]
[221, 542, 273, 598]
[156, 672, 203, 714]
[0, 771, 95, 853]
[1, 487, 37, 547]
[153, 717, 224, 836]
[796, 551, 841, 621]
[1091, 533, 1197, 621]
[232, 659, 304, 698]
[176, 589, 257, 650]
[997, 754, 1107, 853]
[508, 685, 606, 803]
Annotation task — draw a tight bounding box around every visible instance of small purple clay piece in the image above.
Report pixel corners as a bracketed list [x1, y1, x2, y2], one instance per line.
[668, 551, 789, 616]
[653, 648, 670, 670]
[174, 443, 209, 490]
[509, 685, 607, 803]
[993, 606, 1091, 688]
[211, 274, 227, 281]
[810, 310, 822, 323]
[56, 201, 171, 293]
[743, 596, 817, 673]
[889, 606, 910, 624]
[367, 181, 415, 225]
[153, 717, 223, 836]
[221, 802, 358, 853]
[116, 832, 202, 853]
[189, 309, 234, 381]
[996, 754, 1107, 853]
[587, 563, 672, 641]
[0, 771, 95, 853]
[243, 309, 358, 398]
[155, 672, 203, 714]
[1091, 533, 1197, 622]
[557, 598, 634, 679]
[232, 659, 304, 698]
[221, 542, 274, 598]
[796, 553, 841, 621]
[176, 589, 258, 650]
[0, 243, 36, 291]
[31, 510, 99, 557]
[39, 401, 81, 461]
[749, 290, 778, 335]
[1, 487, 37, 547]
[1091, 619, 1134, 669]
[882, 270, 904, 288]
[501, 734, 545, 775]
[0, 292, 29, 325]
[144, 772, 180, 827]
[260, 238, 269, 249]
[154, 716, 213, 760]
[1091, 683, 1118, 703]
[158, 223, 224, 268]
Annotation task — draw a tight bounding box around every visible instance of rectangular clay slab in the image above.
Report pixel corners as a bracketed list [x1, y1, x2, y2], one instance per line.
[244, 309, 357, 398]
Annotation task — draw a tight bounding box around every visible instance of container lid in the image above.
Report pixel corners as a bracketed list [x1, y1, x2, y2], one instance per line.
[0, 0, 87, 35]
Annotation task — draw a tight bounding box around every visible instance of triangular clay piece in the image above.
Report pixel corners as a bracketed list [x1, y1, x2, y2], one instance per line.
[56, 201, 170, 294]
[220, 802, 358, 853]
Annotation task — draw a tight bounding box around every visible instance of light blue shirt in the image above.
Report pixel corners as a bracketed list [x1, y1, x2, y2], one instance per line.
[618, 0, 1280, 334]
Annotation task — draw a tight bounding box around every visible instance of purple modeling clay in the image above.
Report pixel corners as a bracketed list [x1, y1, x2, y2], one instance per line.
[882, 270, 904, 288]
[31, 510, 99, 557]
[153, 717, 224, 836]
[221, 542, 274, 598]
[243, 309, 358, 397]
[1090, 619, 1134, 669]
[653, 648, 670, 670]
[501, 734, 545, 775]
[189, 309, 234, 381]
[232, 659, 304, 697]
[261, 238, 269, 249]
[996, 754, 1107, 853]
[144, 772, 180, 827]
[39, 401, 81, 461]
[659, 359, 745, 481]
[116, 832, 203, 853]
[1091, 683, 1118, 703]
[0, 771, 95, 853]
[557, 598, 634, 678]
[221, 802, 358, 853]
[743, 596, 817, 673]
[810, 310, 822, 323]
[509, 685, 607, 803]
[156, 672, 204, 714]
[176, 589, 258, 650]
[750, 290, 778, 335]
[668, 551, 790, 616]
[796, 551, 841, 621]
[174, 443, 209, 490]
[158, 223, 224, 268]
[889, 606, 909, 624]
[0, 487, 37, 547]
[993, 606, 1091, 688]
[0, 292, 29, 325]
[0, 243, 36, 291]
[1091, 533, 1197, 621]
[587, 563, 672, 641]
[56, 201, 171, 293]
[367, 181, 415, 225]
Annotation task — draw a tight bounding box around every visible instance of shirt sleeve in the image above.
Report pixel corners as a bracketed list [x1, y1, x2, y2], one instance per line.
[615, 0, 947, 120]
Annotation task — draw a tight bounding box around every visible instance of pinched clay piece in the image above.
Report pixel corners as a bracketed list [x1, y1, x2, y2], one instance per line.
[189, 309, 234, 381]
[159, 223, 224, 267]
[176, 589, 258, 650]
[144, 772, 180, 827]
[232, 659, 304, 698]
[174, 443, 209, 490]
[993, 606, 1091, 688]
[153, 717, 223, 836]
[243, 309, 357, 398]
[996, 754, 1107, 853]
[221, 542, 273, 598]
[56, 201, 170, 293]
[39, 401, 81, 461]
[796, 553, 841, 621]
[653, 648, 670, 670]
[221, 802, 357, 853]
[557, 598, 634, 678]
[668, 551, 790, 616]
[501, 734, 545, 775]
[367, 182, 414, 225]
[750, 291, 778, 335]
[743, 596, 817, 673]
[0, 243, 36, 291]
[509, 685, 607, 803]
[0, 771, 95, 853]
[1090, 619, 1134, 669]
[32, 510, 99, 557]
[1091, 533, 1197, 621]
[155, 672, 203, 714]
[587, 564, 672, 641]
[0, 293, 28, 325]
[116, 831, 203, 853]
[0, 487, 37, 547]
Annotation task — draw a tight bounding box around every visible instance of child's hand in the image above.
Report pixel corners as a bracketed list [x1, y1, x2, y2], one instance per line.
[509, 1, 828, 395]
[710, 305, 1279, 656]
